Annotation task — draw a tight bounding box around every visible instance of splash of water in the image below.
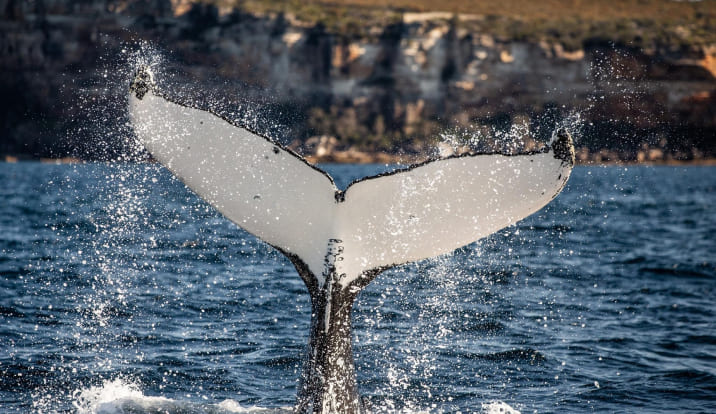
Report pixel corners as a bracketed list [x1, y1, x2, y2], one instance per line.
[435, 109, 585, 160]
[71, 378, 292, 414]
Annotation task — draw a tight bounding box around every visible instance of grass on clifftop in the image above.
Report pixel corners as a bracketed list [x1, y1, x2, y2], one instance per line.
[319, 0, 712, 22]
[204, 0, 715, 48]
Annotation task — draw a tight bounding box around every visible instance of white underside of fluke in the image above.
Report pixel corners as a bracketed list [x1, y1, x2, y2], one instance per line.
[129, 77, 573, 289]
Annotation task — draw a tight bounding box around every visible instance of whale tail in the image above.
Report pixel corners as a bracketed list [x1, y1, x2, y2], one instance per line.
[128, 65, 574, 413]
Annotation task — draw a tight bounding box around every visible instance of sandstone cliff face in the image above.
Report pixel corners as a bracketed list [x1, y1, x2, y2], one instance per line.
[1, 0, 714, 161]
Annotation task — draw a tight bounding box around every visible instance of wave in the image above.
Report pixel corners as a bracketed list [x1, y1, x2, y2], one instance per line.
[480, 348, 546, 364]
[639, 266, 714, 279]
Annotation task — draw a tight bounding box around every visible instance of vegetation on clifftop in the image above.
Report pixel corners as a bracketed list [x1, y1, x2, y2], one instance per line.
[201, 0, 716, 49]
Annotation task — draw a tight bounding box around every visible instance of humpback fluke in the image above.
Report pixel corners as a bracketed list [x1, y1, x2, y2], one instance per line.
[128, 65, 574, 413]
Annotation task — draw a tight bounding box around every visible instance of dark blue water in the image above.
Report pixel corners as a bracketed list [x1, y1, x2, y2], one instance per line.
[1, 162, 714, 413]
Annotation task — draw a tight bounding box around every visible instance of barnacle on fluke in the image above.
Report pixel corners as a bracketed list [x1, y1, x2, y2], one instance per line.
[552, 128, 575, 166]
[129, 65, 153, 100]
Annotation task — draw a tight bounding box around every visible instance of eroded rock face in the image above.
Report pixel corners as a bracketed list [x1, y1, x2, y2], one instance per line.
[1, 0, 714, 160]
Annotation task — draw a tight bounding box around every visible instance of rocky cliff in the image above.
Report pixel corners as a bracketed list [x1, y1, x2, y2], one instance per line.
[1, 0, 714, 162]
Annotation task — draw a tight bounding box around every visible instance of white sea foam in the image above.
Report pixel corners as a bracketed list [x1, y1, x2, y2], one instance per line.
[481, 401, 522, 414]
[71, 378, 520, 414]
[72, 378, 291, 413]
[73, 379, 167, 414]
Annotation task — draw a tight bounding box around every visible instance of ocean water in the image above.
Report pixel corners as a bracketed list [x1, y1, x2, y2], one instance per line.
[0, 162, 714, 413]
